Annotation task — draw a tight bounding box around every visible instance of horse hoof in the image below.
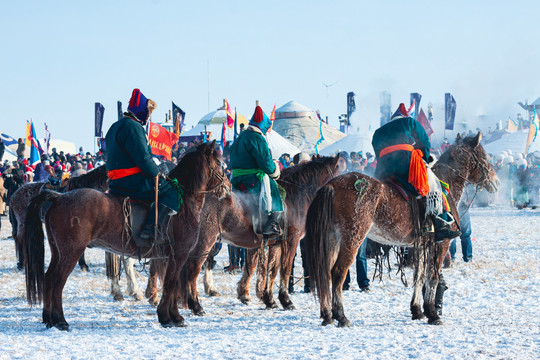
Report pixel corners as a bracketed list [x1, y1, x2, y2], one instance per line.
[429, 318, 444, 325]
[239, 296, 251, 305]
[80, 265, 89, 273]
[148, 297, 159, 307]
[193, 309, 206, 316]
[283, 303, 296, 311]
[265, 302, 279, 310]
[113, 294, 125, 302]
[208, 290, 220, 297]
[411, 313, 426, 320]
[55, 323, 70, 331]
[133, 293, 144, 302]
[321, 318, 334, 326]
[337, 319, 351, 328]
[172, 319, 187, 327]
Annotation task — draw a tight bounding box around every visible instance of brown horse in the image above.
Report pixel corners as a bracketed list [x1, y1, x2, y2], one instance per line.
[168, 155, 341, 315]
[9, 165, 108, 271]
[304, 133, 500, 327]
[21, 142, 229, 330]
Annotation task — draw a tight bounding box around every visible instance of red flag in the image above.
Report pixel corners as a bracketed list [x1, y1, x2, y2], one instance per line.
[224, 99, 234, 129]
[148, 122, 179, 160]
[417, 108, 433, 136]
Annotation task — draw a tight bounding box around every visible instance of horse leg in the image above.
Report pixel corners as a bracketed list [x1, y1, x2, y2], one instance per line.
[42, 244, 60, 327]
[237, 248, 258, 305]
[106, 252, 124, 301]
[157, 256, 185, 327]
[47, 245, 86, 331]
[423, 244, 445, 325]
[203, 253, 219, 297]
[145, 259, 163, 307]
[183, 256, 207, 316]
[278, 233, 300, 310]
[78, 251, 89, 272]
[410, 245, 427, 320]
[330, 252, 357, 328]
[124, 258, 143, 301]
[262, 246, 281, 309]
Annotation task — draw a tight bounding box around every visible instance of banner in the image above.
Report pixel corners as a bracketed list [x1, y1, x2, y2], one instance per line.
[147, 121, 180, 160]
[27, 120, 40, 166]
[117, 101, 123, 120]
[224, 99, 234, 128]
[525, 109, 539, 154]
[44, 123, 51, 153]
[444, 93, 457, 130]
[380, 91, 392, 126]
[220, 120, 226, 152]
[417, 108, 434, 136]
[410, 93, 422, 120]
[268, 104, 276, 133]
[95, 102, 105, 137]
[172, 102, 186, 136]
[346, 92, 356, 125]
[233, 107, 238, 141]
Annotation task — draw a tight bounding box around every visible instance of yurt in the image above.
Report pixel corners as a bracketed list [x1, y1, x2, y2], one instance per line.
[319, 131, 374, 156]
[272, 101, 345, 153]
[483, 129, 540, 156]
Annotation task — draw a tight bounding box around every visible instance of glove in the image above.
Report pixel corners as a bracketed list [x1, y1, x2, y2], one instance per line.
[427, 155, 436, 166]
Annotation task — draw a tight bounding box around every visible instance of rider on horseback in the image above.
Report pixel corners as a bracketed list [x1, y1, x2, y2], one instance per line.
[105, 88, 180, 246]
[229, 105, 283, 237]
[372, 103, 461, 243]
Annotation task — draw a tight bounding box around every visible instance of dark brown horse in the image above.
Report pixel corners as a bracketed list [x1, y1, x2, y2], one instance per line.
[21, 142, 229, 330]
[9, 165, 108, 270]
[304, 133, 500, 327]
[169, 155, 341, 315]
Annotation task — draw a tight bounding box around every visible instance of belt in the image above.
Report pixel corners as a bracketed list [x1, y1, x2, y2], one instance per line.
[107, 166, 143, 180]
[379, 144, 415, 157]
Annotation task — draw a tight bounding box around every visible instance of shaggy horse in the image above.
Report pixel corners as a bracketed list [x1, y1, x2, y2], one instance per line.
[9, 166, 108, 271]
[154, 155, 341, 315]
[21, 142, 228, 330]
[304, 133, 500, 327]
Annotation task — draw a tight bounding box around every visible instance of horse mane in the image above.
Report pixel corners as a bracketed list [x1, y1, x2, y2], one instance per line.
[278, 156, 339, 209]
[68, 165, 108, 192]
[168, 142, 219, 196]
[434, 135, 481, 177]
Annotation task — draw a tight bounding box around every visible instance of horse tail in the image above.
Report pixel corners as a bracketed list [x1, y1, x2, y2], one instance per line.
[105, 252, 121, 281]
[22, 189, 60, 305]
[304, 185, 336, 310]
[9, 205, 17, 242]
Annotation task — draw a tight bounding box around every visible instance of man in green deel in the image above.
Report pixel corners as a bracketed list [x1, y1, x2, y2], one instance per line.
[229, 105, 283, 237]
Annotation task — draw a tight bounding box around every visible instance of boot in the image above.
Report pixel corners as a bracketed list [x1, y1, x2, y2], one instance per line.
[262, 211, 283, 237]
[435, 273, 448, 316]
[140, 203, 174, 245]
[432, 215, 461, 243]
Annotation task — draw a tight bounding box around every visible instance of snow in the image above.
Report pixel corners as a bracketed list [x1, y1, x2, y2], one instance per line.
[0, 207, 538, 359]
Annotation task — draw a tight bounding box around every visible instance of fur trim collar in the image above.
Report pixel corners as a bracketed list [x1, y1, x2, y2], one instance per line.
[247, 125, 263, 135]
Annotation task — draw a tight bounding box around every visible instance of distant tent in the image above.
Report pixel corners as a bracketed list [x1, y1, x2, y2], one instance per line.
[266, 130, 301, 157]
[319, 132, 374, 156]
[483, 130, 540, 155]
[272, 101, 345, 153]
[178, 110, 248, 143]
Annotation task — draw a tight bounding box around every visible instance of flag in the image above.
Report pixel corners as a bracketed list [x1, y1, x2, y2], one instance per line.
[444, 93, 457, 130]
[417, 108, 434, 136]
[233, 107, 238, 141]
[346, 92, 356, 125]
[268, 104, 276, 133]
[27, 120, 40, 166]
[220, 120, 227, 152]
[409, 93, 421, 120]
[25, 121, 32, 148]
[147, 122, 180, 160]
[44, 123, 51, 153]
[525, 109, 539, 154]
[95, 103, 105, 137]
[507, 117, 518, 133]
[117, 101, 123, 120]
[380, 91, 392, 126]
[0, 133, 17, 151]
[224, 99, 234, 128]
[172, 102, 186, 135]
[314, 117, 325, 154]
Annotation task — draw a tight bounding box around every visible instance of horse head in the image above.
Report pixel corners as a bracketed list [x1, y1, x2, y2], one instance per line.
[169, 141, 230, 199]
[451, 132, 500, 193]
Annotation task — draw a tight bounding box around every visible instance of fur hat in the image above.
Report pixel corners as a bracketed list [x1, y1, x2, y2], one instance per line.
[391, 103, 410, 121]
[249, 106, 272, 135]
[127, 88, 156, 125]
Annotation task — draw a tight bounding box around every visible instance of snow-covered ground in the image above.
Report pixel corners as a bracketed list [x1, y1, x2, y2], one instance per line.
[0, 207, 538, 359]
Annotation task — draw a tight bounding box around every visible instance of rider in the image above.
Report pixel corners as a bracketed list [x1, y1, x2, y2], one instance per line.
[105, 88, 180, 246]
[229, 104, 283, 237]
[372, 103, 461, 243]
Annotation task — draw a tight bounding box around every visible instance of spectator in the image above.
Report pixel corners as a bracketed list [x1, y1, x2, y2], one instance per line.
[16, 138, 25, 159]
[0, 137, 4, 162]
[450, 184, 474, 263]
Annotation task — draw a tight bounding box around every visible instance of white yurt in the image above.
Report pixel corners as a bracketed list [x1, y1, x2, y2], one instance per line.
[272, 101, 345, 153]
[483, 129, 540, 156]
[319, 131, 374, 156]
[266, 130, 301, 158]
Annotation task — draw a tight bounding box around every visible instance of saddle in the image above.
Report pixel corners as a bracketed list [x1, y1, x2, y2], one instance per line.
[114, 196, 172, 249]
[385, 177, 433, 238]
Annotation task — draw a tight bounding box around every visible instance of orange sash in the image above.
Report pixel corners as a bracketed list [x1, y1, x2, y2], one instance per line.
[107, 166, 143, 180]
[379, 144, 429, 197]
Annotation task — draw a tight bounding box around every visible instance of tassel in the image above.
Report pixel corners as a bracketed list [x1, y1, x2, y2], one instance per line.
[408, 149, 429, 197]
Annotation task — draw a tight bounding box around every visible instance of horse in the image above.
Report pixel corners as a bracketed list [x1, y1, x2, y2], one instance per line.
[304, 133, 500, 327]
[168, 155, 341, 315]
[21, 141, 229, 330]
[9, 165, 109, 271]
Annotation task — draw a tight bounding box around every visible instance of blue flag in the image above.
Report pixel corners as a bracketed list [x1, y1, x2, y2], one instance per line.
[95, 103, 105, 137]
[445, 93, 457, 130]
[172, 102, 186, 135]
[28, 120, 40, 166]
[233, 107, 238, 141]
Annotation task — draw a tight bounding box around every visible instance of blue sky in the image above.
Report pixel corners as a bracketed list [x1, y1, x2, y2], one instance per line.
[1, 0, 539, 151]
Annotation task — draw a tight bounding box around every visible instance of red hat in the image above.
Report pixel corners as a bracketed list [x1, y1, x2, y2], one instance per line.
[391, 103, 410, 121]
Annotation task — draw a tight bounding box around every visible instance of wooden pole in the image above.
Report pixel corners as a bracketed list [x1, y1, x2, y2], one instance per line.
[154, 175, 159, 242]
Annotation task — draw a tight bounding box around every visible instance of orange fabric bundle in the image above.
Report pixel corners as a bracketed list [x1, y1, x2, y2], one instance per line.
[408, 149, 429, 196]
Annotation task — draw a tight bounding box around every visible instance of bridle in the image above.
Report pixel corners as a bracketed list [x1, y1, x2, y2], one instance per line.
[199, 158, 231, 196]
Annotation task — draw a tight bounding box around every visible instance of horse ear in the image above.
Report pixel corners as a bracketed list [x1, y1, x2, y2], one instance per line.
[456, 133, 461, 142]
[474, 131, 482, 146]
